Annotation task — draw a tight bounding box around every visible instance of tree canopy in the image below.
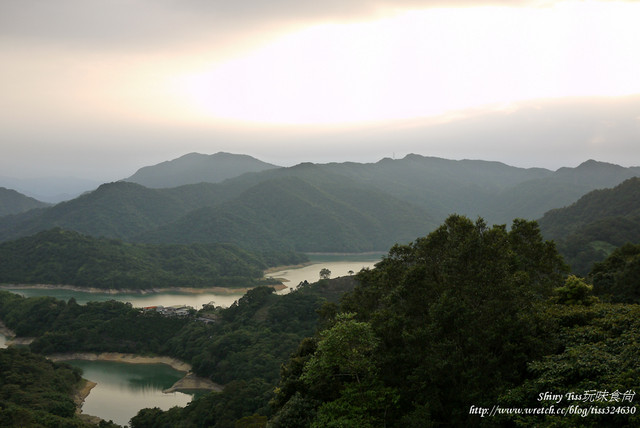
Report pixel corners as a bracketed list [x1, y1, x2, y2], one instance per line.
[271, 215, 570, 426]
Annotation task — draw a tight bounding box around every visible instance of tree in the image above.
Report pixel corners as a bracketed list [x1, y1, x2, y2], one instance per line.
[299, 313, 398, 428]
[591, 243, 640, 303]
[335, 215, 568, 425]
[318, 268, 331, 280]
[552, 275, 598, 306]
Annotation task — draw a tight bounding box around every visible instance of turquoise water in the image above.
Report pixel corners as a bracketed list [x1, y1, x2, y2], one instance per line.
[65, 360, 194, 427]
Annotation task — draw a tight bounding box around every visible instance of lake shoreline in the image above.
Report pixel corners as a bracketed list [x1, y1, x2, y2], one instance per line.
[48, 352, 224, 393]
[48, 352, 193, 371]
[1, 282, 287, 295]
[0, 320, 15, 338]
[263, 261, 313, 274]
[74, 379, 97, 414]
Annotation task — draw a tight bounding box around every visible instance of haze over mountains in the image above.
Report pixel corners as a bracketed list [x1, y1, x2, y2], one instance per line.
[125, 152, 279, 188]
[0, 176, 102, 204]
[1, 152, 639, 257]
[0, 187, 49, 217]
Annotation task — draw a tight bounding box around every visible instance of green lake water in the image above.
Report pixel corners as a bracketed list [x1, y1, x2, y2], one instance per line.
[66, 360, 194, 427]
[0, 334, 6, 349]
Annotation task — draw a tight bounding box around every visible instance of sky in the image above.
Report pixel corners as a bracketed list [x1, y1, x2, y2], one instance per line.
[1, 0, 640, 182]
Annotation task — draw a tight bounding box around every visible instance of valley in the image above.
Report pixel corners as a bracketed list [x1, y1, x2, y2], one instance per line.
[0, 153, 639, 427]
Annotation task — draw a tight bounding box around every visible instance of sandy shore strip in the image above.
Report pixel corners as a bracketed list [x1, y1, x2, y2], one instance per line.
[0, 320, 15, 338]
[164, 372, 223, 393]
[263, 261, 313, 274]
[48, 352, 193, 372]
[74, 379, 97, 412]
[0, 320, 34, 345]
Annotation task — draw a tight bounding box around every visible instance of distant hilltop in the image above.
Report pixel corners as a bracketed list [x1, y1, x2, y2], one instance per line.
[124, 152, 280, 188]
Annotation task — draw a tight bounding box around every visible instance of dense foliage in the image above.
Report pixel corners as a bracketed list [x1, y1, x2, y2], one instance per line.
[270, 215, 570, 426]
[496, 303, 640, 427]
[0, 292, 189, 354]
[539, 177, 640, 275]
[0, 277, 356, 427]
[0, 228, 303, 289]
[138, 175, 434, 252]
[0, 347, 96, 427]
[590, 243, 640, 303]
[4, 213, 640, 427]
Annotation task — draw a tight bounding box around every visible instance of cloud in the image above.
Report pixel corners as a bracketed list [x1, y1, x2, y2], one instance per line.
[0, 0, 539, 51]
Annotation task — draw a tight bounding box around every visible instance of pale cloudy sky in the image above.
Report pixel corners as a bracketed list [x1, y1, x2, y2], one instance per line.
[1, 0, 639, 180]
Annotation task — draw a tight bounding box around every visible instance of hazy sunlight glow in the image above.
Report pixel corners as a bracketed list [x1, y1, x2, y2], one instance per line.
[171, 1, 640, 125]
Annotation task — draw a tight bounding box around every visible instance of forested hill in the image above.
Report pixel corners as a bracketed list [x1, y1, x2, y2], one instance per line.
[0, 228, 303, 289]
[0, 172, 434, 252]
[316, 156, 640, 225]
[0, 187, 48, 217]
[185, 154, 640, 225]
[0, 181, 234, 242]
[1, 155, 637, 253]
[125, 152, 279, 188]
[137, 175, 434, 252]
[538, 177, 640, 275]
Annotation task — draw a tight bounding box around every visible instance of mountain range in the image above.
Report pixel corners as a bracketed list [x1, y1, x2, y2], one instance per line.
[125, 153, 640, 225]
[1, 153, 639, 257]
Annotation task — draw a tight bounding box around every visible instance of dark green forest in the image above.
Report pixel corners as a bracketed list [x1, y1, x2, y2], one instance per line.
[2, 215, 639, 426]
[0, 228, 304, 289]
[0, 347, 119, 428]
[539, 177, 640, 275]
[0, 275, 356, 426]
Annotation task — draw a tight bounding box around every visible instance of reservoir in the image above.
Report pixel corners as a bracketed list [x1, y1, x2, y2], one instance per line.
[0, 333, 7, 349]
[66, 360, 194, 427]
[268, 253, 383, 292]
[4, 253, 383, 307]
[0, 254, 383, 424]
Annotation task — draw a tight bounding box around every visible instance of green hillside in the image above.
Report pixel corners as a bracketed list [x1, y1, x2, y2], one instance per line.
[0, 187, 48, 217]
[0, 347, 107, 427]
[0, 228, 303, 289]
[139, 175, 435, 252]
[538, 177, 640, 275]
[228, 155, 639, 225]
[0, 181, 233, 242]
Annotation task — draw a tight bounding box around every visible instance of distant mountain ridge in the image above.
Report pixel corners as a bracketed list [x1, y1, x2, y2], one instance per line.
[1, 154, 638, 256]
[125, 152, 280, 188]
[0, 187, 49, 217]
[0, 176, 101, 203]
